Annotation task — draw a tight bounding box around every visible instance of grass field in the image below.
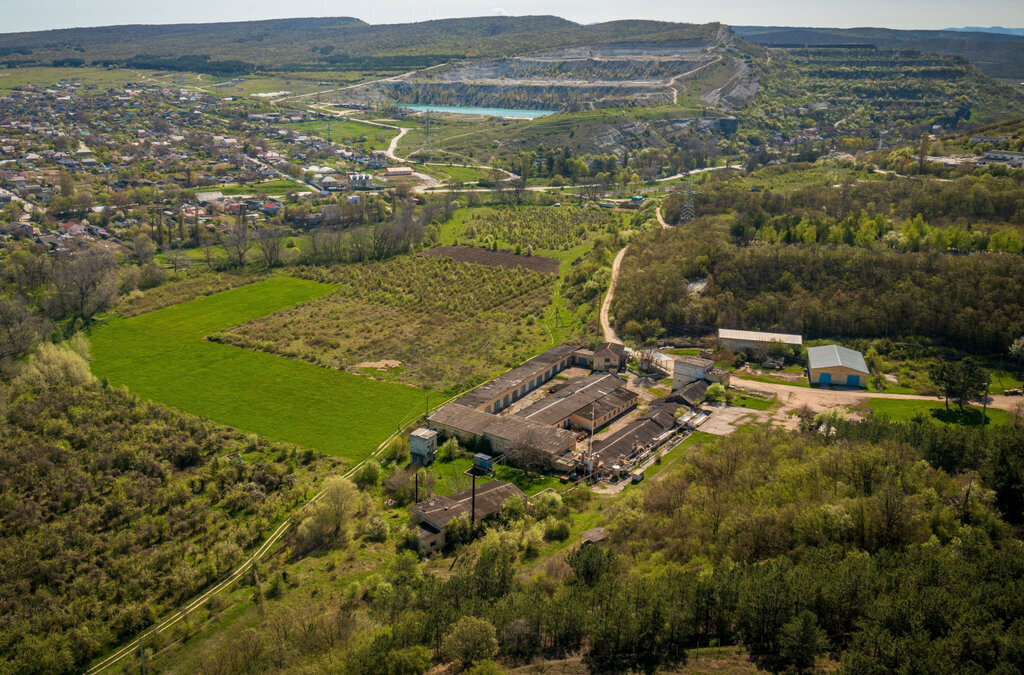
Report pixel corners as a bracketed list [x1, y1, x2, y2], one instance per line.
[429, 456, 567, 497]
[868, 398, 1019, 427]
[0, 66, 165, 91]
[284, 118, 397, 150]
[216, 257, 558, 392]
[89, 277, 426, 462]
[195, 179, 308, 196]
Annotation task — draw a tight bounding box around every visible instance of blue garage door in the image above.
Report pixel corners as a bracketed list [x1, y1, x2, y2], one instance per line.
[847, 375, 860, 386]
[819, 373, 832, 384]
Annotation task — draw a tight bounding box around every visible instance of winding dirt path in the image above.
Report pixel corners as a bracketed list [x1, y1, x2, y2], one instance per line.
[667, 54, 723, 104]
[656, 205, 671, 229]
[600, 246, 629, 343]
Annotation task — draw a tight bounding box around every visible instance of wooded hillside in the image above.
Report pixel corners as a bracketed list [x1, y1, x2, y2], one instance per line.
[0, 354, 331, 674]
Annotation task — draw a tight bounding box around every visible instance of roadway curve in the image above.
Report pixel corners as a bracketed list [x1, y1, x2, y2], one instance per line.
[600, 246, 629, 343]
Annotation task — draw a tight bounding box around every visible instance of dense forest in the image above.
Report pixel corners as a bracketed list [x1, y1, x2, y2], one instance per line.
[171, 425, 1024, 673]
[670, 165, 1024, 231]
[0, 342, 332, 674]
[612, 227, 1024, 352]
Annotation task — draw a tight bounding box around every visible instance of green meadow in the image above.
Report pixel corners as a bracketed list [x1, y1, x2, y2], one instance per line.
[868, 398, 1019, 427]
[89, 277, 426, 463]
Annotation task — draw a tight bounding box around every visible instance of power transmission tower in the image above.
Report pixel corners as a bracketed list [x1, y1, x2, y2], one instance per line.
[678, 187, 697, 224]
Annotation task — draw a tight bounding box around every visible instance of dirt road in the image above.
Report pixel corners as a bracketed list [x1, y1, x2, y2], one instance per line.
[735, 376, 1024, 427]
[656, 205, 671, 229]
[600, 246, 629, 343]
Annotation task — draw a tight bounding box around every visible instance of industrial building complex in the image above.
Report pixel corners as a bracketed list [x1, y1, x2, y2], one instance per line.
[423, 343, 709, 484]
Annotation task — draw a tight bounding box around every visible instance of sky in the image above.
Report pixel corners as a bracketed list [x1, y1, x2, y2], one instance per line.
[1, 0, 1023, 34]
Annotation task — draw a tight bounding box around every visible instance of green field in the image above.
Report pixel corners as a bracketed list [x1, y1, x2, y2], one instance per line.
[0, 66, 164, 91]
[89, 277, 426, 462]
[868, 398, 1019, 427]
[285, 118, 398, 150]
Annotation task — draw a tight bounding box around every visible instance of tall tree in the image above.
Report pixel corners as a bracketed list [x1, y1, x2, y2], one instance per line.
[929, 358, 988, 412]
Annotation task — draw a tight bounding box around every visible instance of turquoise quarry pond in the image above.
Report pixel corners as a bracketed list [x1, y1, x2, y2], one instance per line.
[401, 104, 557, 119]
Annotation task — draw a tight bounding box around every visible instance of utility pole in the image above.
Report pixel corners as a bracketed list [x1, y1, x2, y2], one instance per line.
[470, 473, 477, 533]
[982, 373, 991, 424]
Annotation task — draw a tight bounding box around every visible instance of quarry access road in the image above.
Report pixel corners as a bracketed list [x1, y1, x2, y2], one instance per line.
[601, 246, 629, 343]
[667, 53, 723, 104]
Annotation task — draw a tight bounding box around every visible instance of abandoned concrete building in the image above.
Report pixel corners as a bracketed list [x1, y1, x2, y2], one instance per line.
[410, 480, 526, 551]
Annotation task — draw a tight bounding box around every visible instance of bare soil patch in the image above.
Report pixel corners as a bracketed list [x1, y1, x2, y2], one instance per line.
[423, 245, 560, 274]
[356, 359, 402, 369]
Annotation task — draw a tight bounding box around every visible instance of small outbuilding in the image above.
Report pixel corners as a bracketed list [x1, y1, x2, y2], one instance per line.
[410, 428, 438, 466]
[592, 342, 627, 372]
[806, 345, 869, 387]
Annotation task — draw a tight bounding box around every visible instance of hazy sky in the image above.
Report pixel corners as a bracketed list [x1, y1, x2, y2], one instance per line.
[2, 0, 1023, 33]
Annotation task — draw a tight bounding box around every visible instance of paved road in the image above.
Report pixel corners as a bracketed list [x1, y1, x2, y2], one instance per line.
[600, 246, 629, 343]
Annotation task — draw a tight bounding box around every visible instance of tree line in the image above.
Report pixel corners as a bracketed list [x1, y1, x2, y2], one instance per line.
[613, 227, 1024, 353]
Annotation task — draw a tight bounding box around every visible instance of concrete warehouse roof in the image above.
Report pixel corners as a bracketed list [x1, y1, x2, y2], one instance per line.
[806, 344, 869, 373]
[457, 345, 580, 409]
[592, 403, 679, 466]
[515, 373, 626, 426]
[411, 481, 525, 530]
[429, 403, 577, 455]
[674, 355, 714, 369]
[718, 328, 803, 345]
[573, 387, 638, 422]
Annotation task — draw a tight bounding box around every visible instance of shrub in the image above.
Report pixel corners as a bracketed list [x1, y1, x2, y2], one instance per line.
[706, 383, 728, 403]
[543, 518, 570, 542]
[440, 616, 499, 670]
[362, 514, 389, 543]
[439, 437, 460, 462]
[354, 460, 382, 489]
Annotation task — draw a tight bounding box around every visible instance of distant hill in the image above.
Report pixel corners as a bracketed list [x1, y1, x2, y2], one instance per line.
[946, 27, 1024, 37]
[0, 15, 723, 76]
[733, 25, 1024, 79]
